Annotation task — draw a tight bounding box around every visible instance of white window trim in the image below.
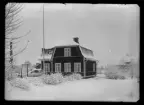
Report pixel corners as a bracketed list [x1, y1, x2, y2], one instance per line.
[64, 63, 71, 72]
[64, 48, 67, 57]
[64, 48, 71, 57]
[74, 62, 81, 72]
[45, 63, 50, 72]
[68, 63, 71, 72]
[55, 63, 61, 72]
[68, 48, 71, 56]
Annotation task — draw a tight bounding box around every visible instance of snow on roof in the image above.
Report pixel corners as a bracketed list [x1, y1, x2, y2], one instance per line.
[38, 54, 53, 61]
[85, 57, 96, 61]
[36, 60, 41, 63]
[54, 40, 96, 61]
[79, 46, 96, 61]
[38, 39, 96, 61]
[53, 39, 79, 47]
[53, 39, 93, 51]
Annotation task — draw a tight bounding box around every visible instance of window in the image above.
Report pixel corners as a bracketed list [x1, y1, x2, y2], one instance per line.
[45, 63, 50, 73]
[93, 63, 95, 72]
[64, 63, 71, 72]
[64, 48, 71, 57]
[55, 63, 61, 72]
[74, 63, 81, 72]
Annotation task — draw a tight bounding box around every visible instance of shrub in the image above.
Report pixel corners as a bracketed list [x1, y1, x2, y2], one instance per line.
[41, 75, 51, 84]
[10, 78, 30, 90]
[118, 75, 126, 80]
[5, 70, 18, 81]
[27, 77, 43, 86]
[104, 64, 132, 80]
[64, 75, 75, 81]
[105, 71, 126, 80]
[72, 73, 82, 80]
[42, 73, 64, 85]
[64, 73, 82, 81]
[107, 73, 126, 80]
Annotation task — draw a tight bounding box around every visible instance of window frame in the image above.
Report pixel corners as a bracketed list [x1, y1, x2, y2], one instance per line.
[74, 62, 81, 72]
[64, 48, 71, 57]
[64, 63, 71, 72]
[55, 63, 61, 72]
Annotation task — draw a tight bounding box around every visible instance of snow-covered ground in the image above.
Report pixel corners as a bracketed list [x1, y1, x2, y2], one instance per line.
[5, 76, 139, 102]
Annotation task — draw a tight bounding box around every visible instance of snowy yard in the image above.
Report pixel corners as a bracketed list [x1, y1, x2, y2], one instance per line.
[5, 75, 139, 102]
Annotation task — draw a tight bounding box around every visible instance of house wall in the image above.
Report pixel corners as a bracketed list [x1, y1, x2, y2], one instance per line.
[40, 45, 97, 77]
[86, 60, 96, 76]
[53, 57, 84, 76]
[54, 46, 82, 57]
[53, 46, 84, 76]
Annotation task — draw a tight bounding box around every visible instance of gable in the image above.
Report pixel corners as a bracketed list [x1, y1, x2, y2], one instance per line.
[54, 46, 82, 57]
[38, 48, 55, 61]
[79, 46, 96, 61]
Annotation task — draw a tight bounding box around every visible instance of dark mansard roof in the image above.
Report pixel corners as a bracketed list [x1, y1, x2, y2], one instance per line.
[38, 40, 96, 61]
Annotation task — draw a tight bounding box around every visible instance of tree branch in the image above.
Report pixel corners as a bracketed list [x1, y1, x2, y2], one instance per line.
[7, 30, 31, 41]
[11, 40, 21, 44]
[5, 40, 29, 60]
[5, 3, 23, 36]
[6, 20, 23, 35]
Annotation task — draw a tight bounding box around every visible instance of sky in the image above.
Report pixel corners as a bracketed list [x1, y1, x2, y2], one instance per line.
[10, 3, 139, 66]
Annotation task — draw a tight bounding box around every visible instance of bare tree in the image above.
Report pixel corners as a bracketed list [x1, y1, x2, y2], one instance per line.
[5, 3, 30, 78]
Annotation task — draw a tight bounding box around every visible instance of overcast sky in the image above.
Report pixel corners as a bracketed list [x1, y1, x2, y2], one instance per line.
[11, 3, 139, 66]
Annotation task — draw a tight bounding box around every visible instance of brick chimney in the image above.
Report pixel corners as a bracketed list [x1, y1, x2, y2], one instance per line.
[73, 37, 79, 44]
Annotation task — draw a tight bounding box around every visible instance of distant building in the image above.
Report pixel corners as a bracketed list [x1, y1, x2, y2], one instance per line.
[38, 37, 98, 78]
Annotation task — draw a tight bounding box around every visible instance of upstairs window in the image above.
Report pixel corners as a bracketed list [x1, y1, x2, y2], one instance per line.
[64, 48, 71, 57]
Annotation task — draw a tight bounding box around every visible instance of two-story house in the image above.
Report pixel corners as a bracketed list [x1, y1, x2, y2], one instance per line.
[38, 37, 98, 78]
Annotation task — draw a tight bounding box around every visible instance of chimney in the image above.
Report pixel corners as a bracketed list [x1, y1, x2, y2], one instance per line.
[73, 37, 79, 44]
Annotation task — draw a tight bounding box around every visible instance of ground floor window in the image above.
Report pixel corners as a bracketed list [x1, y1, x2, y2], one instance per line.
[74, 62, 81, 72]
[45, 63, 50, 73]
[64, 63, 71, 72]
[93, 63, 95, 72]
[55, 63, 61, 72]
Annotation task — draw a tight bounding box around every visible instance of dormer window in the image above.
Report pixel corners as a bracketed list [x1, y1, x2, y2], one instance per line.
[64, 48, 71, 57]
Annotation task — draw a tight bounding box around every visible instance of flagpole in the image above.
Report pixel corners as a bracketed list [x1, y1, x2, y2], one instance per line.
[42, 3, 45, 74]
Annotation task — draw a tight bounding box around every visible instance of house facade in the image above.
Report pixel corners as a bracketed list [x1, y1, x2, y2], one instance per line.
[38, 38, 97, 78]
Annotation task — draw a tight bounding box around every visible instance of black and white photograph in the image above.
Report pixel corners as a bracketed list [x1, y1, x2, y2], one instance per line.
[5, 3, 139, 101]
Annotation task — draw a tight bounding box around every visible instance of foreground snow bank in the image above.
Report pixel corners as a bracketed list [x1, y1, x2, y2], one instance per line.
[5, 78, 139, 102]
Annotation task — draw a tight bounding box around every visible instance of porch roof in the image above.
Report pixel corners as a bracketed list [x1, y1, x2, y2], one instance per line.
[37, 54, 52, 61]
